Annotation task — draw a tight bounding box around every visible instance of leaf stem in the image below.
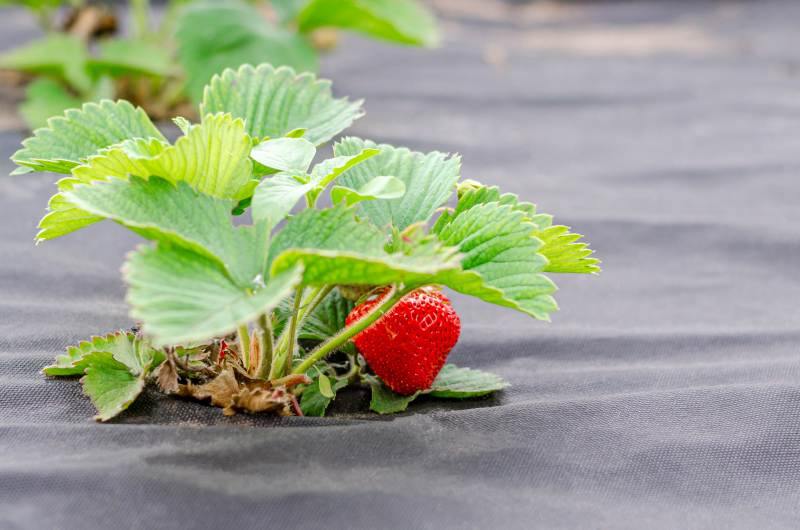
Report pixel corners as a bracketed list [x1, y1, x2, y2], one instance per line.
[256, 313, 273, 379]
[270, 287, 304, 379]
[131, 0, 151, 39]
[283, 286, 306, 375]
[237, 324, 251, 371]
[292, 285, 408, 375]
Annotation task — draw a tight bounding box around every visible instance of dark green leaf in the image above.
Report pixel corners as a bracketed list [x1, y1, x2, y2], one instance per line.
[369, 379, 419, 414]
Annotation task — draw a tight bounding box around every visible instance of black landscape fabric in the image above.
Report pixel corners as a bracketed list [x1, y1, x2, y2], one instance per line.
[2, 1, 800, 528]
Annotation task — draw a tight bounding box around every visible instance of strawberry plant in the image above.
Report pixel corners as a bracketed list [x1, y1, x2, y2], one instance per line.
[0, 0, 438, 129]
[14, 63, 599, 421]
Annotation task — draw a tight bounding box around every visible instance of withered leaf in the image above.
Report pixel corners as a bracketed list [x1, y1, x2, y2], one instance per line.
[177, 367, 239, 409]
[155, 356, 179, 394]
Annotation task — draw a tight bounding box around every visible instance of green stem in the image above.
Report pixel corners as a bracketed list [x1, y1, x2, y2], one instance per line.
[131, 0, 150, 39]
[256, 313, 273, 379]
[292, 285, 408, 375]
[270, 287, 304, 379]
[237, 324, 251, 371]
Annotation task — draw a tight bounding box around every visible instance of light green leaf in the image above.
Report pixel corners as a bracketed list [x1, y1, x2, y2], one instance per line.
[177, 1, 318, 103]
[81, 352, 146, 422]
[369, 379, 419, 414]
[300, 375, 348, 416]
[251, 137, 316, 173]
[296, 0, 439, 47]
[88, 38, 174, 78]
[251, 172, 314, 224]
[172, 116, 192, 135]
[36, 185, 104, 242]
[452, 182, 599, 274]
[65, 177, 267, 287]
[331, 175, 405, 206]
[269, 206, 461, 286]
[536, 225, 601, 274]
[0, 33, 91, 93]
[318, 373, 334, 398]
[37, 138, 170, 242]
[12, 99, 166, 174]
[426, 364, 508, 398]
[309, 149, 380, 189]
[251, 148, 378, 223]
[450, 181, 552, 232]
[433, 202, 558, 321]
[201, 63, 363, 145]
[43, 330, 141, 377]
[156, 113, 254, 199]
[19, 78, 82, 131]
[124, 244, 303, 347]
[335, 137, 460, 230]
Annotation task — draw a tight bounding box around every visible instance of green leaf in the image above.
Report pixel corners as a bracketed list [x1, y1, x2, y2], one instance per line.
[536, 225, 601, 274]
[330, 175, 405, 206]
[453, 182, 599, 274]
[426, 364, 508, 398]
[177, 1, 318, 103]
[43, 330, 139, 376]
[36, 185, 104, 242]
[251, 137, 316, 173]
[251, 172, 314, 224]
[296, 0, 439, 47]
[300, 375, 348, 416]
[45, 331, 163, 421]
[369, 379, 419, 414]
[318, 373, 334, 398]
[335, 137, 460, 230]
[172, 116, 192, 135]
[433, 202, 558, 321]
[65, 177, 267, 287]
[12, 99, 165, 174]
[124, 244, 303, 347]
[156, 112, 254, 199]
[19, 78, 82, 131]
[269, 206, 461, 286]
[36, 138, 170, 242]
[450, 181, 552, 232]
[88, 38, 174, 78]
[81, 352, 145, 422]
[251, 148, 378, 223]
[201, 63, 363, 145]
[0, 33, 91, 92]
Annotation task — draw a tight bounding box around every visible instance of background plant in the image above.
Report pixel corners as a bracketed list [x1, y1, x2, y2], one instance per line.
[0, 0, 439, 129]
[13, 63, 598, 420]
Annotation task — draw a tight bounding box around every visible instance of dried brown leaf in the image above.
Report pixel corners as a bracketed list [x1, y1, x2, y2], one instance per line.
[155, 356, 179, 394]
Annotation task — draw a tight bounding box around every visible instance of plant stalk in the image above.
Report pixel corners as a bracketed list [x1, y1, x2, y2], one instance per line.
[270, 287, 304, 379]
[292, 285, 408, 375]
[256, 313, 273, 379]
[237, 324, 251, 371]
[131, 0, 150, 39]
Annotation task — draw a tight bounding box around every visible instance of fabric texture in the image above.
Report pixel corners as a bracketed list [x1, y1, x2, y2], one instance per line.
[2, 1, 799, 528]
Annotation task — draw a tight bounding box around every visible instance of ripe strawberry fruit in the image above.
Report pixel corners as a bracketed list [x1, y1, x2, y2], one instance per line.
[346, 286, 461, 395]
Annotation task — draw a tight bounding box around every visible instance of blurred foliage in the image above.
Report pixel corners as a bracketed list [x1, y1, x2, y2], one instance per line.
[0, 0, 439, 129]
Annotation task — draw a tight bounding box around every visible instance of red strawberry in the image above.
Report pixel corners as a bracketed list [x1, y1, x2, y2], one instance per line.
[346, 286, 461, 395]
